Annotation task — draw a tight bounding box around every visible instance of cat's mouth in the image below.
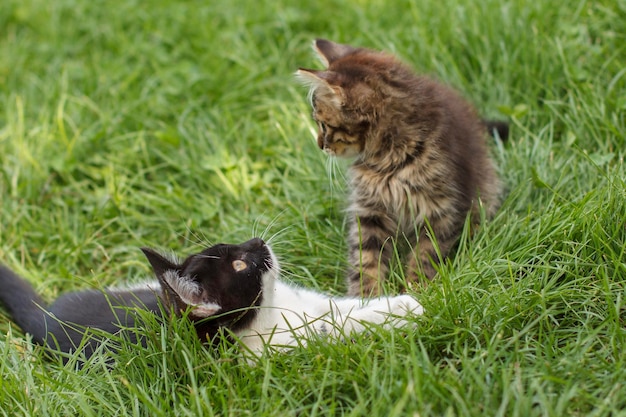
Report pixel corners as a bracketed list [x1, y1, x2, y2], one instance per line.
[323, 144, 361, 159]
[323, 147, 337, 156]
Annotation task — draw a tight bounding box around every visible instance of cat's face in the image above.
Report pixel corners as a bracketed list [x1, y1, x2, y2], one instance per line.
[297, 39, 389, 158]
[309, 93, 368, 157]
[142, 238, 277, 321]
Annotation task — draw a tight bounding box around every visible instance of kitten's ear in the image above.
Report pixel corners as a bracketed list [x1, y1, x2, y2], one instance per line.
[314, 39, 357, 66]
[295, 68, 344, 108]
[141, 248, 190, 312]
[141, 248, 221, 317]
[295, 68, 331, 84]
[141, 248, 179, 278]
[160, 269, 222, 318]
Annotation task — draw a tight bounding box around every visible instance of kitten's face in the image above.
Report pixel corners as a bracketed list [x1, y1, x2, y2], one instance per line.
[142, 238, 277, 321]
[310, 94, 366, 158]
[297, 39, 382, 158]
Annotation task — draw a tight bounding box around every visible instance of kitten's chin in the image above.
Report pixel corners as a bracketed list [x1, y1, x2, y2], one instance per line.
[191, 302, 222, 317]
[325, 147, 359, 158]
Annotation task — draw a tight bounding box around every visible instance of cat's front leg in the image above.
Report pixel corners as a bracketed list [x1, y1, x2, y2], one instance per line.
[338, 294, 423, 334]
[346, 211, 397, 297]
[408, 220, 461, 283]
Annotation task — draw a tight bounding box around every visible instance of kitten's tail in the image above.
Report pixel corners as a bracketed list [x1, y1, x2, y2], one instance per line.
[0, 265, 48, 344]
[483, 120, 509, 141]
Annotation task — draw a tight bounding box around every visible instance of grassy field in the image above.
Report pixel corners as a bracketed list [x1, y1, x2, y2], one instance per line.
[1, 0, 625, 415]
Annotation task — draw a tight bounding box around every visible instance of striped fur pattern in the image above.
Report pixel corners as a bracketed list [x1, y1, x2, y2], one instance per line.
[297, 39, 505, 296]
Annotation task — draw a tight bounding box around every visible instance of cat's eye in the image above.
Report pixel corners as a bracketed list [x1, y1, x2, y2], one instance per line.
[232, 260, 247, 272]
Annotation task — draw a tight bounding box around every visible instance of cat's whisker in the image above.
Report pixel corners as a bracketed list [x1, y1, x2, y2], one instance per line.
[271, 266, 300, 283]
[251, 216, 264, 240]
[256, 209, 290, 242]
[248, 209, 292, 244]
[326, 156, 347, 201]
[194, 255, 221, 260]
[325, 156, 337, 198]
[265, 224, 294, 247]
[271, 260, 310, 281]
[181, 226, 214, 248]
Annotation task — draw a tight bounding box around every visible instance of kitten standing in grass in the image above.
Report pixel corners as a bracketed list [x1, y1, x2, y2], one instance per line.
[0, 238, 421, 361]
[297, 39, 507, 296]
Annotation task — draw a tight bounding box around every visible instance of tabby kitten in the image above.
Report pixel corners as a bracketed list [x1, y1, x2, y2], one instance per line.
[297, 39, 506, 296]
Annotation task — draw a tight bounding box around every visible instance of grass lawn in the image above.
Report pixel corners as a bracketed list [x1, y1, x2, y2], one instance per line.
[1, 0, 625, 415]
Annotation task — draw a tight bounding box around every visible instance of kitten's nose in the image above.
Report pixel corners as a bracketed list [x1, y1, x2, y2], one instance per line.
[317, 134, 325, 149]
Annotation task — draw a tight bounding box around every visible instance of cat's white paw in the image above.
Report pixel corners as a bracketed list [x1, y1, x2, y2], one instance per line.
[389, 294, 424, 316]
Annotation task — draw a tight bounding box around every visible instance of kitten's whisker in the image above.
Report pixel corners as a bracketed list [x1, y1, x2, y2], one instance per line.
[251, 216, 263, 240]
[272, 264, 302, 281]
[173, 229, 190, 246]
[325, 156, 348, 204]
[334, 157, 348, 184]
[326, 156, 336, 199]
[181, 225, 214, 248]
[265, 225, 294, 246]
[259, 209, 290, 241]
[194, 255, 221, 260]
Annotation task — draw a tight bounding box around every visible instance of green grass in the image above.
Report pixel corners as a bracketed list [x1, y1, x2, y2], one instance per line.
[1, 0, 625, 415]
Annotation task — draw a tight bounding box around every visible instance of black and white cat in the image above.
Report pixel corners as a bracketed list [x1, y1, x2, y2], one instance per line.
[0, 238, 422, 360]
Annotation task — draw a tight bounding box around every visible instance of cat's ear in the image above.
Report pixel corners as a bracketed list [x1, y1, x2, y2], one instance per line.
[314, 39, 357, 66]
[295, 68, 345, 108]
[141, 248, 202, 305]
[160, 269, 221, 317]
[141, 248, 192, 311]
[141, 248, 180, 278]
[141, 248, 221, 317]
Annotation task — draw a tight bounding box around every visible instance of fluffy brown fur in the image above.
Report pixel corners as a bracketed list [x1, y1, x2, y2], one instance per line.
[297, 39, 506, 296]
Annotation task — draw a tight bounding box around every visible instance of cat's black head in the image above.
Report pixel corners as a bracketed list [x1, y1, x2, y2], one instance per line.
[141, 238, 277, 339]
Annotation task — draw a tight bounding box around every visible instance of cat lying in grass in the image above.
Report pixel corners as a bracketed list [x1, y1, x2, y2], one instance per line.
[0, 238, 422, 361]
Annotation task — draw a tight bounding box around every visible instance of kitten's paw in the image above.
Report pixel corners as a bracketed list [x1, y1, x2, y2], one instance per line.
[390, 295, 424, 316]
[384, 295, 423, 329]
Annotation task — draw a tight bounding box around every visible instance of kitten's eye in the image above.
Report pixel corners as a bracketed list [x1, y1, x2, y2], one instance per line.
[232, 260, 247, 272]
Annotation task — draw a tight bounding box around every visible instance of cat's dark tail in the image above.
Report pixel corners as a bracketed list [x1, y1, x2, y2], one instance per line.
[483, 120, 509, 141]
[0, 265, 48, 344]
